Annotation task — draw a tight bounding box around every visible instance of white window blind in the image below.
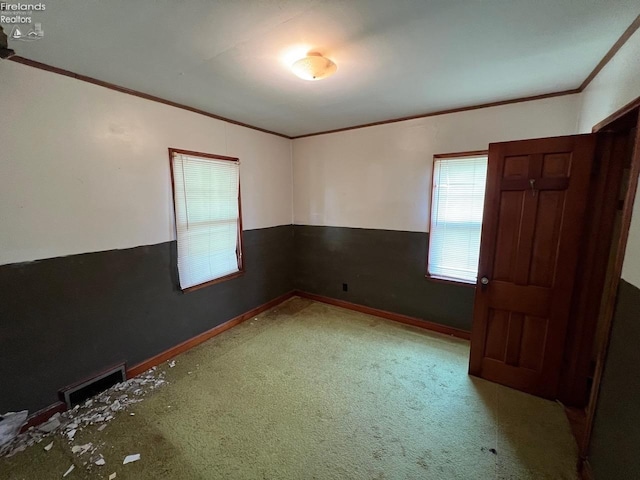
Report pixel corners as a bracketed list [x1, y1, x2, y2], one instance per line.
[428, 155, 488, 283]
[171, 151, 241, 290]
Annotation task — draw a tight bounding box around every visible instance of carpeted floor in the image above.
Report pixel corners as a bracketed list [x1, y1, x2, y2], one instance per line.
[0, 297, 578, 479]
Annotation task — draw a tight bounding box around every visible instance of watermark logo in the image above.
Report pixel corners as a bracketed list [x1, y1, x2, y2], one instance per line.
[10, 21, 42, 41]
[1, 2, 45, 41]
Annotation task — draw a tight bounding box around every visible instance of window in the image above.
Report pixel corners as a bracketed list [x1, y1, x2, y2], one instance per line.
[169, 148, 243, 291]
[428, 153, 488, 283]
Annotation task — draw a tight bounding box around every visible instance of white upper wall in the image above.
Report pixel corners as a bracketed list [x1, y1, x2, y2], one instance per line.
[577, 28, 640, 132]
[5, 24, 639, 275]
[0, 60, 293, 266]
[293, 95, 580, 232]
[624, 191, 640, 287]
[576, 28, 640, 287]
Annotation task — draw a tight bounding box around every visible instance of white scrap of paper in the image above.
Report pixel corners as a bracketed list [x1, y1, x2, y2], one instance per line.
[44, 442, 53, 451]
[63, 464, 75, 477]
[0, 410, 28, 450]
[71, 443, 92, 455]
[168, 360, 176, 368]
[108, 473, 117, 480]
[123, 453, 140, 464]
[39, 415, 61, 433]
[95, 456, 106, 466]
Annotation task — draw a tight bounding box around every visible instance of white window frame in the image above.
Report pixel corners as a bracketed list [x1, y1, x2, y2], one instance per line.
[427, 152, 488, 284]
[169, 148, 244, 292]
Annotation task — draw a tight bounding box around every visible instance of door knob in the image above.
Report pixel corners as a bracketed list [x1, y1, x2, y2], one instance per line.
[480, 277, 489, 285]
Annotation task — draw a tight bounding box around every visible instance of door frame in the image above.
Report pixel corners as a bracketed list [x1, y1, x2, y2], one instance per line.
[579, 96, 640, 473]
[558, 131, 629, 407]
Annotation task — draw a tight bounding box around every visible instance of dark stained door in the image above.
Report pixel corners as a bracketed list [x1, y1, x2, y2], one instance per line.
[469, 135, 596, 398]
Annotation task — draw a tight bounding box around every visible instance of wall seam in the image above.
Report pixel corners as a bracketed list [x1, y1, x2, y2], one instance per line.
[290, 138, 295, 225]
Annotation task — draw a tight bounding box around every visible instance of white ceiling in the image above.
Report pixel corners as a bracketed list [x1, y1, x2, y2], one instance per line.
[8, 0, 640, 137]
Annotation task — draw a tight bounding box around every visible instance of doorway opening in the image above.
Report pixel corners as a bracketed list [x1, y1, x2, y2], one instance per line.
[576, 100, 640, 471]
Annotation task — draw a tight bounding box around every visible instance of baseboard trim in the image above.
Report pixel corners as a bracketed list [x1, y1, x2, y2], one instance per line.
[126, 291, 295, 377]
[20, 401, 67, 433]
[19, 291, 295, 432]
[21, 291, 466, 432]
[580, 459, 595, 480]
[295, 290, 471, 340]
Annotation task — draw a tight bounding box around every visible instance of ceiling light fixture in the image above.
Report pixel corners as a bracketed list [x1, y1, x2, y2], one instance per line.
[291, 52, 337, 81]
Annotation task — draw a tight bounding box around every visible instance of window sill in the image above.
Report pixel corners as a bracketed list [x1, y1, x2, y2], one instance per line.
[425, 274, 476, 288]
[181, 269, 245, 293]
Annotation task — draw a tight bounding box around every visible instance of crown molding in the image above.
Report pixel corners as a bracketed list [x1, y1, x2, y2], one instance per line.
[579, 14, 640, 91]
[7, 14, 640, 139]
[291, 89, 580, 139]
[8, 56, 291, 140]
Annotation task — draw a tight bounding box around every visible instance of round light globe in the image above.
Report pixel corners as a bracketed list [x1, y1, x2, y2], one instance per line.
[291, 52, 337, 81]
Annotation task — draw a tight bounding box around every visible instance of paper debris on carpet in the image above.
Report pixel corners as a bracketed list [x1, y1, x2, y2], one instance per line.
[0, 410, 29, 455]
[44, 441, 53, 451]
[123, 453, 140, 464]
[94, 454, 106, 466]
[169, 360, 176, 368]
[39, 413, 61, 433]
[62, 464, 75, 477]
[109, 473, 116, 480]
[71, 442, 92, 455]
[0, 367, 167, 458]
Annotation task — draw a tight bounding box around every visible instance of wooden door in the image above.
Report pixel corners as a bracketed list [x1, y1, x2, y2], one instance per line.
[469, 135, 596, 398]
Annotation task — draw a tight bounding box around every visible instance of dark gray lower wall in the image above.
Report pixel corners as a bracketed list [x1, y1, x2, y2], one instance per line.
[0, 225, 293, 414]
[293, 225, 475, 331]
[2, 224, 476, 414]
[590, 279, 640, 479]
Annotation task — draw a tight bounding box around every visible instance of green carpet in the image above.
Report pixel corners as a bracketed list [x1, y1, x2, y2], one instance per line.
[0, 297, 578, 479]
